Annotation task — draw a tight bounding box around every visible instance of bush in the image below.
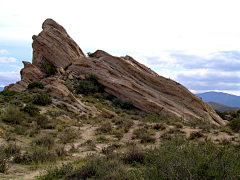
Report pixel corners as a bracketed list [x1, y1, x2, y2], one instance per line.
[64, 79, 73, 92]
[28, 81, 44, 89]
[97, 122, 112, 134]
[121, 146, 146, 165]
[41, 62, 56, 77]
[122, 101, 134, 110]
[106, 93, 116, 101]
[0, 147, 10, 173]
[33, 92, 52, 106]
[140, 134, 156, 144]
[31, 134, 54, 150]
[130, 136, 240, 180]
[75, 74, 104, 95]
[153, 123, 166, 130]
[1, 90, 18, 96]
[20, 105, 40, 116]
[112, 98, 135, 110]
[75, 81, 98, 95]
[229, 116, 240, 131]
[39, 155, 128, 180]
[189, 131, 204, 140]
[1, 105, 28, 124]
[58, 128, 78, 144]
[4, 143, 21, 157]
[35, 114, 49, 129]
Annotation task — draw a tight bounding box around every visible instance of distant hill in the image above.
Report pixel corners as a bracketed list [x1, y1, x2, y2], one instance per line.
[207, 101, 240, 112]
[0, 87, 4, 91]
[196, 92, 240, 108]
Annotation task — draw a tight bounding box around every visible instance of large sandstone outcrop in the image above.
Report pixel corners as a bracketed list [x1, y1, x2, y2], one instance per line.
[4, 18, 226, 126]
[32, 18, 86, 70]
[68, 51, 225, 126]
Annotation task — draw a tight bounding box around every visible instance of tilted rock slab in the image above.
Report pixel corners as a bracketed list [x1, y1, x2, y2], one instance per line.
[4, 61, 44, 91]
[68, 50, 225, 126]
[32, 18, 86, 70]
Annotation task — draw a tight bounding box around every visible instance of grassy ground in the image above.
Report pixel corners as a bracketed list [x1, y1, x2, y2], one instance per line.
[1, 85, 240, 179]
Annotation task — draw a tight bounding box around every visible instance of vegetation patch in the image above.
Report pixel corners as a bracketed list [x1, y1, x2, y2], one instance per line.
[28, 81, 44, 89]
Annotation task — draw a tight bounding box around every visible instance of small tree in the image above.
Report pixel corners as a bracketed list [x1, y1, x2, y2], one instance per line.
[41, 62, 56, 77]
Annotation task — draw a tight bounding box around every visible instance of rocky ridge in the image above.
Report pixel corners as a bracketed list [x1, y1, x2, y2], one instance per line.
[4, 18, 226, 126]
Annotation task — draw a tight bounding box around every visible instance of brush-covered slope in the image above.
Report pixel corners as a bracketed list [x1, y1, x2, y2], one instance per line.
[4, 18, 225, 126]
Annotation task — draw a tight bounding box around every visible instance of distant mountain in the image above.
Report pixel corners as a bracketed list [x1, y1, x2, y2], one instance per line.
[0, 87, 4, 91]
[207, 101, 240, 112]
[196, 92, 240, 108]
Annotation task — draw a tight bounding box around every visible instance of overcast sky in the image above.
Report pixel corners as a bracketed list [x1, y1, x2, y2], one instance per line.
[0, 0, 240, 96]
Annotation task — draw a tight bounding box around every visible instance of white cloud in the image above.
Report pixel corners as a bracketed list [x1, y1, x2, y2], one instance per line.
[0, 49, 9, 54]
[10, 65, 23, 71]
[0, 57, 18, 63]
[0, 71, 20, 87]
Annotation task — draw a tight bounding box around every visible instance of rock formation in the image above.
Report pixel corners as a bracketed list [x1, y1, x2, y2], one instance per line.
[32, 18, 86, 70]
[4, 18, 226, 126]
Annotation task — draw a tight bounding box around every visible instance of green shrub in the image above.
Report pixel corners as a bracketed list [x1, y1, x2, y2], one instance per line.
[4, 143, 21, 157]
[35, 114, 49, 129]
[93, 92, 103, 99]
[0, 147, 10, 173]
[189, 131, 204, 140]
[74, 74, 104, 95]
[1, 90, 18, 96]
[153, 123, 166, 130]
[67, 155, 127, 180]
[38, 162, 74, 180]
[20, 105, 40, 116]
[28, 81, 44, 89]
[30, 146, 56, 164]
[64, 79, 73, 92]
[140, 134, 155, 144]
[106, 93, 116, 101]
[132, 128, 148, 139]
[31, 134, 54, 150]
[75, 81, 98, 95]
[58, 128, 78, 144]
[229, 116, 240, 131]
[97, 122, 112, 134]
[121, 146, 146, 165]
[33, 92, 52, 106]
[130, 136, 240, 179]
[1, 105, 28, 124]
[122, 100, 134, 110]
[41, 62, 56, 77]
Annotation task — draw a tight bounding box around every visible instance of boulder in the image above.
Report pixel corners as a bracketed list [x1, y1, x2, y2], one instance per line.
[102, 108, 118, 118]
[32, 18, 86, 70]
[68, 73, 73, 80]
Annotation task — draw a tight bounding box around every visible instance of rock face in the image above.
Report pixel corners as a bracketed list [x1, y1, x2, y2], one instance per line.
[4, 18, 226, 126]
[32, 18, 86, 70]
[68, 51, 225, 126]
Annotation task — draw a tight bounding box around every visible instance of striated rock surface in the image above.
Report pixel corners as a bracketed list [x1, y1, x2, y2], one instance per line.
[32, 18, 86, 70]
[43, 77, 97, 116]
[68, 51, 225, 126]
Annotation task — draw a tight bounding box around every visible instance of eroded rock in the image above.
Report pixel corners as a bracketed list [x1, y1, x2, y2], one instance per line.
[32, 18, 86, 70]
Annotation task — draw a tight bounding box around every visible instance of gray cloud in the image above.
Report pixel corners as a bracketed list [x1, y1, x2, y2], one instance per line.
[142, 50, 240, 72]
[0, 72, 20, 87]
[141, 50, 240, 94]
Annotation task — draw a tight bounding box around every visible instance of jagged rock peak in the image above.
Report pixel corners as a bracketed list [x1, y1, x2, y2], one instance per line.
[32, 18, 86, 70]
